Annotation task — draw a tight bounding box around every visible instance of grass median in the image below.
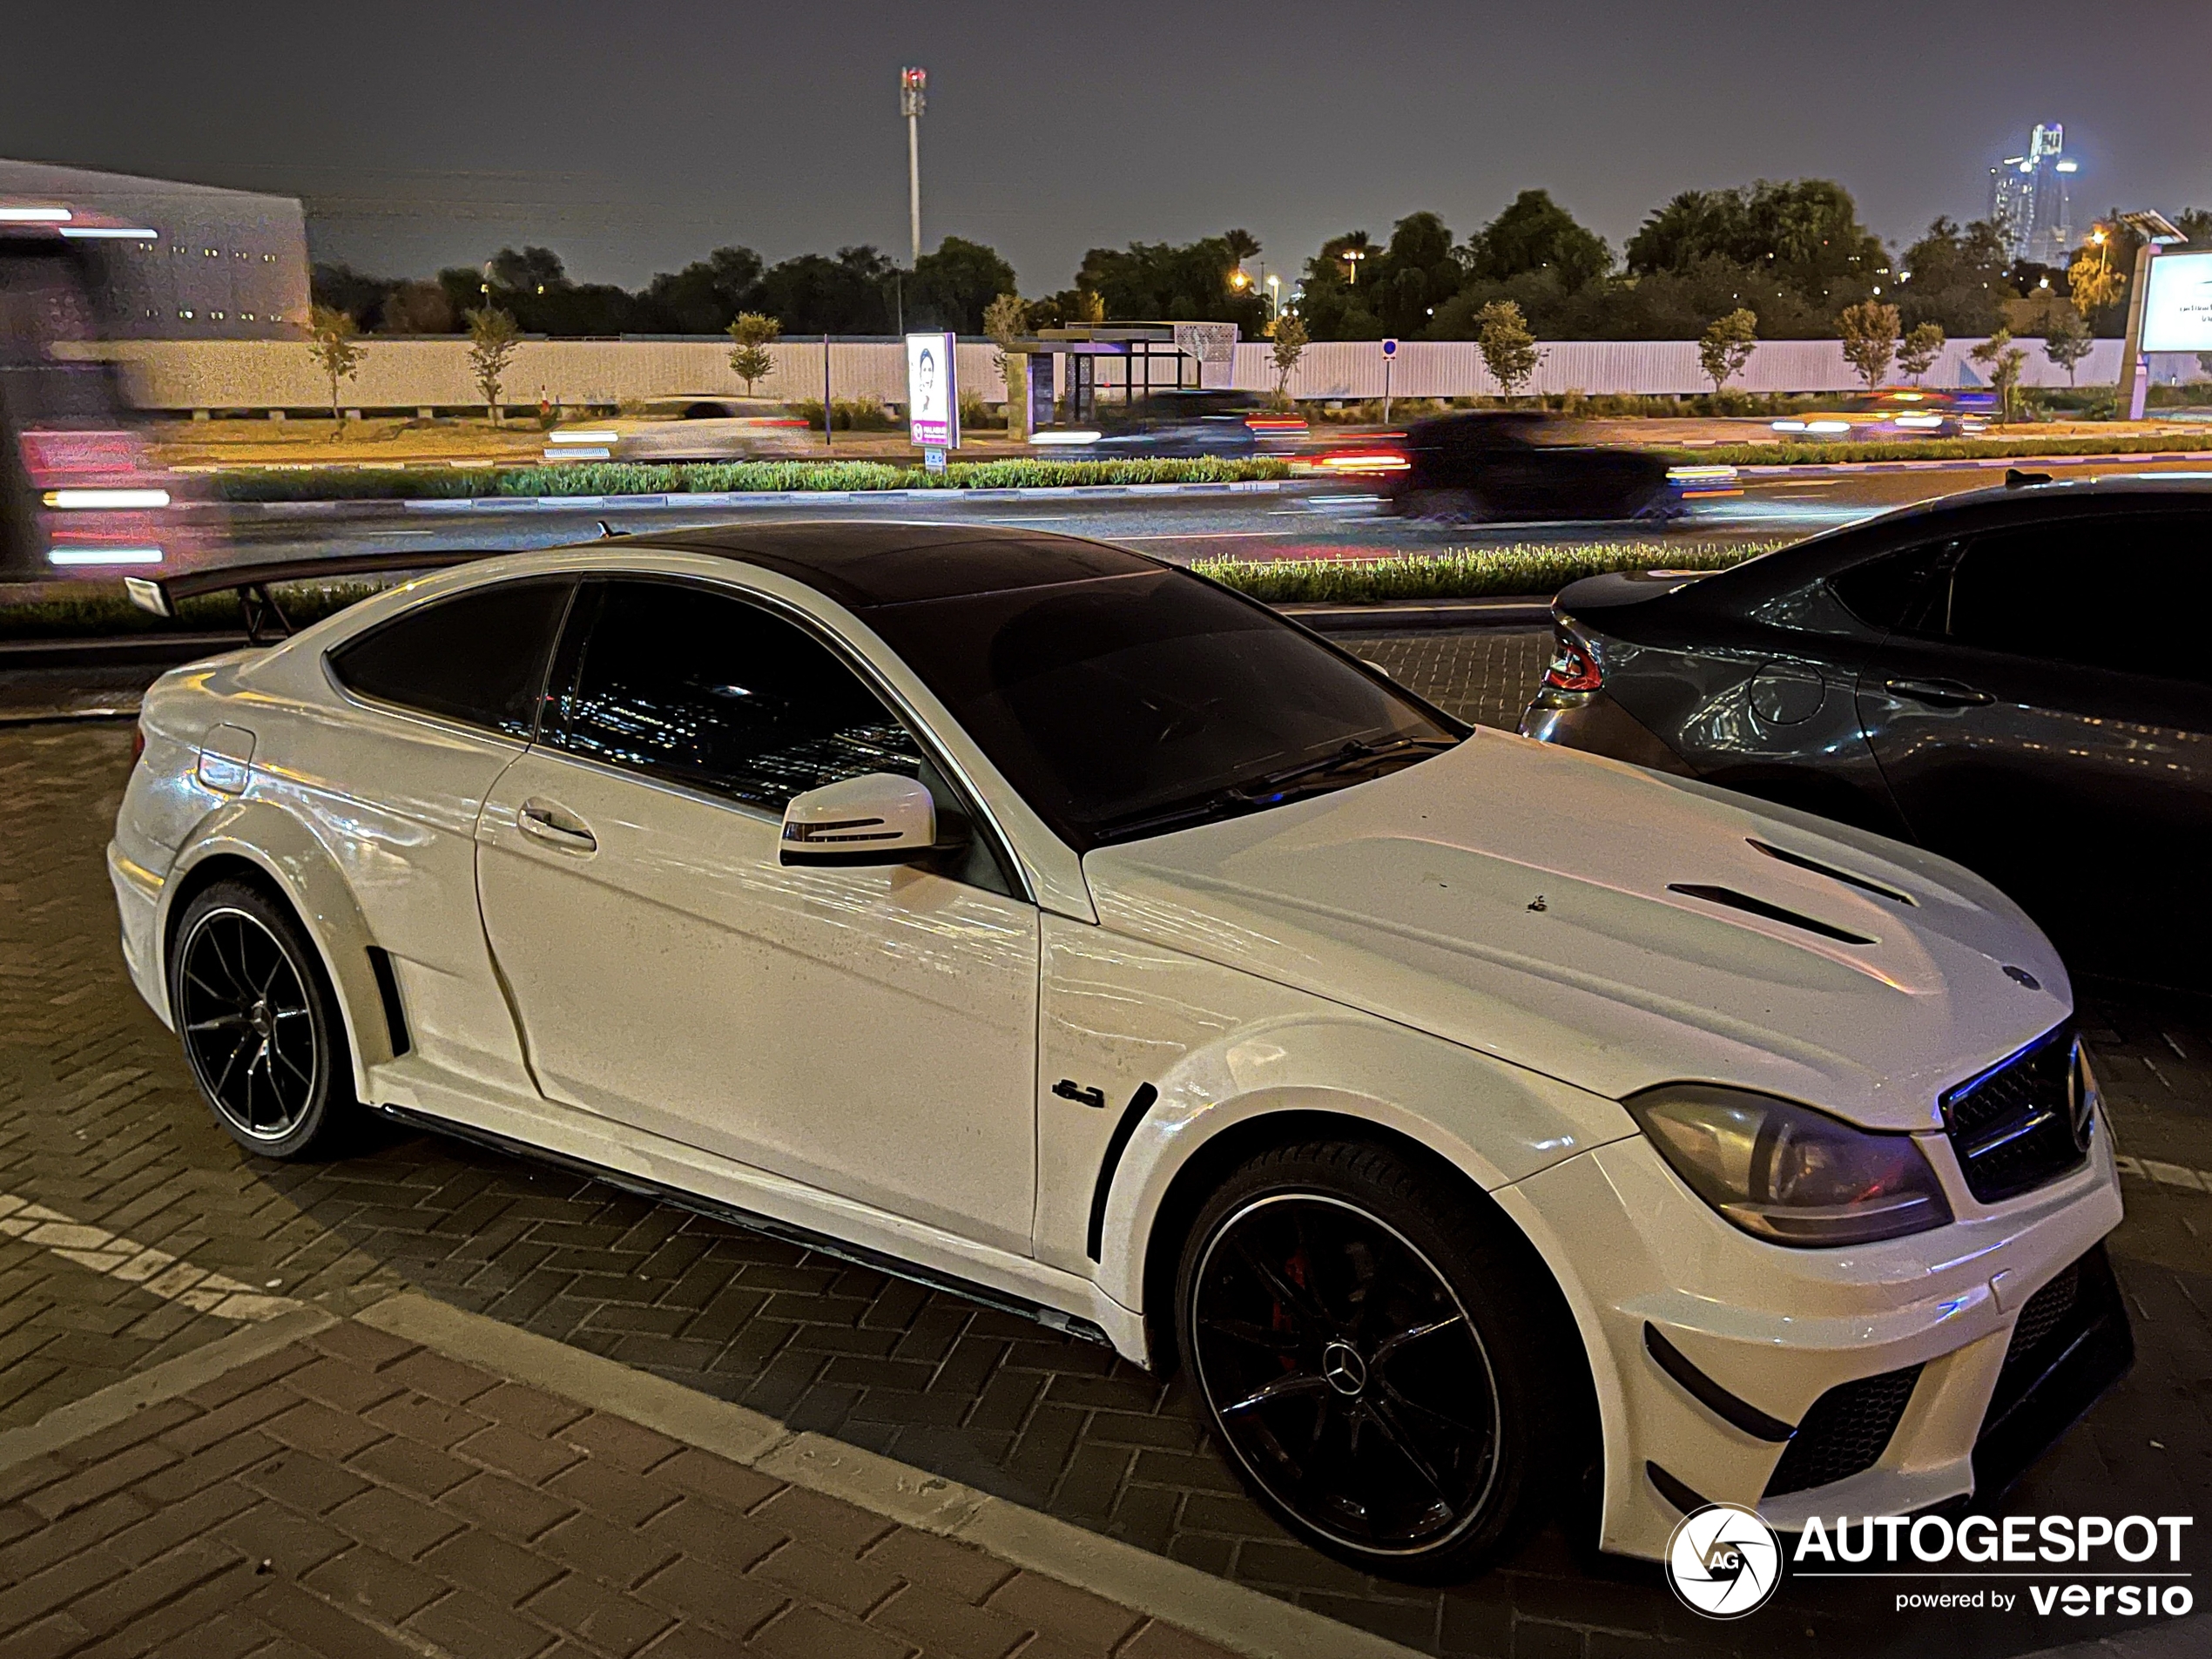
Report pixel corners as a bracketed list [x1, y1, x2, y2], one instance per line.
[212, 455, 1293, 502]
[1193, 540, 1786, 604]
[1683, 430, 2212, 468]
[0, 541, 1791, 640]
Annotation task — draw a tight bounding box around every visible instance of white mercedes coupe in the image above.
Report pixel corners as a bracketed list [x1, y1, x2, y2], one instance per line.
[109, 524, 2128, 1580]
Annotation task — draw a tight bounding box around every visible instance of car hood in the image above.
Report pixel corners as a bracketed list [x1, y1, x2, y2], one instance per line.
[1082, 730, 2068, 1130]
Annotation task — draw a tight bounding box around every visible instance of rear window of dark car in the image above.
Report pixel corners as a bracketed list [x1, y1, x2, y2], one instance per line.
[328, 577, 573, 738]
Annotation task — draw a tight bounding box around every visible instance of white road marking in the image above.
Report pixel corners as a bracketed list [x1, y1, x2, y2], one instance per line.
[0, 1192, 307, 1321]
[1117, 529, 1301, 540]
[2114, 1155, 2212, 1195]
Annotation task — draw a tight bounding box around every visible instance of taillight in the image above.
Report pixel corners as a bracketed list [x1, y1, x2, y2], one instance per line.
[1542, 634, 1603, 694]
[131, 723, 147, 768]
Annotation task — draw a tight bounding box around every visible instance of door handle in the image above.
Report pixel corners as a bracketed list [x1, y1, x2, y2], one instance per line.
[1885, 678, 1993, 709]
[517, 799, 597, 853]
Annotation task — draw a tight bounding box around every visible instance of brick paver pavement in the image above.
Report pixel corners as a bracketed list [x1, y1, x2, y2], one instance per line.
[0, 634, 2206, 1657]
[0, 1313, 1242, 1659]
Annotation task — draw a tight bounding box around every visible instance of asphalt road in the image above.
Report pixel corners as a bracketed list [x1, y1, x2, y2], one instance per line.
[203, 453, 2212, 571]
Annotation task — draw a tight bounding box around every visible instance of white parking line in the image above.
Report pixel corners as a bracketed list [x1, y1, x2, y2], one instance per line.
[2113, 1155, 2212, 1195]
[0, 1192, 305, 1321]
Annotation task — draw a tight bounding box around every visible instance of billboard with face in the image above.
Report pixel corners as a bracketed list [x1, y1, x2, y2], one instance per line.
[2141, 251, 2212, 354]
[907, 332, 958, 448]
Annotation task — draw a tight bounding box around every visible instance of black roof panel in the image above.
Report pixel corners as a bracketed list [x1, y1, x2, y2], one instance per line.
[642, 521, 1158, 608]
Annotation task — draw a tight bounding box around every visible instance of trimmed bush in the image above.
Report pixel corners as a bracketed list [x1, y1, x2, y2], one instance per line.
[212, 455, 1293, 502]
[1672, 431, 2212, 468]
[1193, 540, 1784, 604]
[0, 583, 388, 640]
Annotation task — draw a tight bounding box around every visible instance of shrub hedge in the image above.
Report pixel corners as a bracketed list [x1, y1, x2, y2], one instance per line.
[1193, 540, 1784, 604]
[1685, 430, 2212, 468]
[213, 455, 1293, 502]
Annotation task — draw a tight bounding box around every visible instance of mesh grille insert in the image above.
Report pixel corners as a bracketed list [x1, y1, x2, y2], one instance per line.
[1764, 1364, 1924, 1498]
[1943, 1024, 2089, 1204]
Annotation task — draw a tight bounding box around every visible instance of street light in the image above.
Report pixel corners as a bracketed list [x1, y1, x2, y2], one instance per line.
[1265, 273, 1280, 315]
[1342, 246, 1366, 285]
[900, 67, 927, 266]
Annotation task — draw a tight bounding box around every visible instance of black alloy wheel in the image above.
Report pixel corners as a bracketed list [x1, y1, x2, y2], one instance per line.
[1178, 1141, 1581, 1580]
[169, 880, 355, 1157]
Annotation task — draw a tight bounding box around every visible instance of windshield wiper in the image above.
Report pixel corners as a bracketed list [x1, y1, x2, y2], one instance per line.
[1096, 735, 1460, 842]
[1238, 735, 1459, 800]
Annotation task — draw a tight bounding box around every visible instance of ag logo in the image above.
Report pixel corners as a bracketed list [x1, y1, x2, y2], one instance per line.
[1664, 1502, 1783, 1618]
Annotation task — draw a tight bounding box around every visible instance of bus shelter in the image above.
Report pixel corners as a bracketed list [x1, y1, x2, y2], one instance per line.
[1001, 325, 1225, 440]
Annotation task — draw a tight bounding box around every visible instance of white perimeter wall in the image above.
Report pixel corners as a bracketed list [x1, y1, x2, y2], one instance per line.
[64, 335, 2154, 411]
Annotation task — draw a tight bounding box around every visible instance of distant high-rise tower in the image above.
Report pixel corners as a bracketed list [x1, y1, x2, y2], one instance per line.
[1988, 124, 2078, 266]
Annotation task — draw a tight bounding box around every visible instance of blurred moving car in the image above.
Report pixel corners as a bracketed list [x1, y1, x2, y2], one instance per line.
[543, 397, 812, 463]
[1521, 475, 2212, 988]
[1771, 388, 1992, 441]
[1028, 388, 1305, 459]
[1362, 412, 1681, 523]
[1, 206, 205, 582]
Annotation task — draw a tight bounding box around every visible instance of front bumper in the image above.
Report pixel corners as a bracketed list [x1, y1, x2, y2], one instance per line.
[1497, 1120, 2125, 1561]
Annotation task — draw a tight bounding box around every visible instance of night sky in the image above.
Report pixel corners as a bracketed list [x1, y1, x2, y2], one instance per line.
[4, 1, 2206, 289]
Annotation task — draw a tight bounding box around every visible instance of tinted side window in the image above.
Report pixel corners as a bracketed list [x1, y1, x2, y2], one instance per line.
[329, 578, 572, 738]
[1828, 540, 1953, 631]
[1942, 514, 2212, 680]
[550, 579, 923, 813]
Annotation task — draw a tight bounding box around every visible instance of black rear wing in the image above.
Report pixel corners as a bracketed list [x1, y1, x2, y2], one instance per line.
[123, 549, 509, 644]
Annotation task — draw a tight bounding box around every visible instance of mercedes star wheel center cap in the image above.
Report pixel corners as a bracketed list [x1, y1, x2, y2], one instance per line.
[1321, 1340, 1368, 1396]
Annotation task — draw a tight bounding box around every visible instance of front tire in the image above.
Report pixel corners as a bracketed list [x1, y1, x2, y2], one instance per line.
[168, 880, 358, 1158]
[1176, 1139, 1581, 1581]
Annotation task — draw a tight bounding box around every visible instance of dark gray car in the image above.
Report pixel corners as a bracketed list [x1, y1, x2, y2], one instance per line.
[1520, 476, 2212, 988]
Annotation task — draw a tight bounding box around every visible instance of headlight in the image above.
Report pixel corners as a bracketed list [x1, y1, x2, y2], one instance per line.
[1626, 1084, 1952, 1246]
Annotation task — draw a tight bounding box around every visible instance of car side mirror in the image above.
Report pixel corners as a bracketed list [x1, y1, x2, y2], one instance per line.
[779, 772, 943, 867]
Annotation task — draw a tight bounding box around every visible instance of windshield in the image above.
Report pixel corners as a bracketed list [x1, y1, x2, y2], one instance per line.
[862, 568, 1461, 851]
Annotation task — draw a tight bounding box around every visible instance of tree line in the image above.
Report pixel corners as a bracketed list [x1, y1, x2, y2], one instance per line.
[313, 179, 2212, 346]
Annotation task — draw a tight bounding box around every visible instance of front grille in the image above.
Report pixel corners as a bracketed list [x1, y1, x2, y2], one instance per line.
[1943, 1023, 2090, 1204]
[1763, 1363, 1925, 1497]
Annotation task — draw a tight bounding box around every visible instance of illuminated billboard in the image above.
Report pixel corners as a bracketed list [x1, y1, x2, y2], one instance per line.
[906, 332, 958, 449]
[2140, 250, 2212, 353]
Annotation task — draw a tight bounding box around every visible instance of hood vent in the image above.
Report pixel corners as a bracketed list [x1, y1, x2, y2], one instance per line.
[1666, 883, 1877, 946]
[1747, 839, 1916, 906]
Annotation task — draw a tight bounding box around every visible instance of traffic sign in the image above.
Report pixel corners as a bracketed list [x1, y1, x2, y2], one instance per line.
[1380, 338, 1399, 357]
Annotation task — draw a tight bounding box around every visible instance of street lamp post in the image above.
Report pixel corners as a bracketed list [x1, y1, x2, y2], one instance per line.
[1342, 246, 1366, 285]
[900, 68, 927, 267]
[1265, 273, 1280, 318]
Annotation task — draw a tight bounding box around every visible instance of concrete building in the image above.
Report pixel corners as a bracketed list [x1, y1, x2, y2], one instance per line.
[0, 158, 307, 338]
[1987, 124, 2078, 268]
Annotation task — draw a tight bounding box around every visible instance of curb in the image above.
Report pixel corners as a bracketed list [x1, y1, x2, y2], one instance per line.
[226, 477, 1300, 517]
[1733, 448, 2212, 479]
[0, 1305, 338, 1475]
[0, 631, 244, 668]
[354, 1291, 1424, 1659]
[1289, 597, 1553, 632]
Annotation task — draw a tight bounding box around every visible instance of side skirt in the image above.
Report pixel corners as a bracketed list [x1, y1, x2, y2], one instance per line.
[369, 1101, 1116, 1349]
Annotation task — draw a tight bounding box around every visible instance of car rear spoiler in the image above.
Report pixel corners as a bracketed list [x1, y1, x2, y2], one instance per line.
[122, 549, 509, 644]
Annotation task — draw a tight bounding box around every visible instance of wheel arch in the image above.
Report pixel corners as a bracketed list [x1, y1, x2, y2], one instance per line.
[1132, 1102, 1607, 1515]
[158, 806, 391, 1092]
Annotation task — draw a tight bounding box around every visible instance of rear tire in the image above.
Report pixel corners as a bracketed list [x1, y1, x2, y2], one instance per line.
[1175, 1138, 1583, 1582]
[168, 879, 359, 1159]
